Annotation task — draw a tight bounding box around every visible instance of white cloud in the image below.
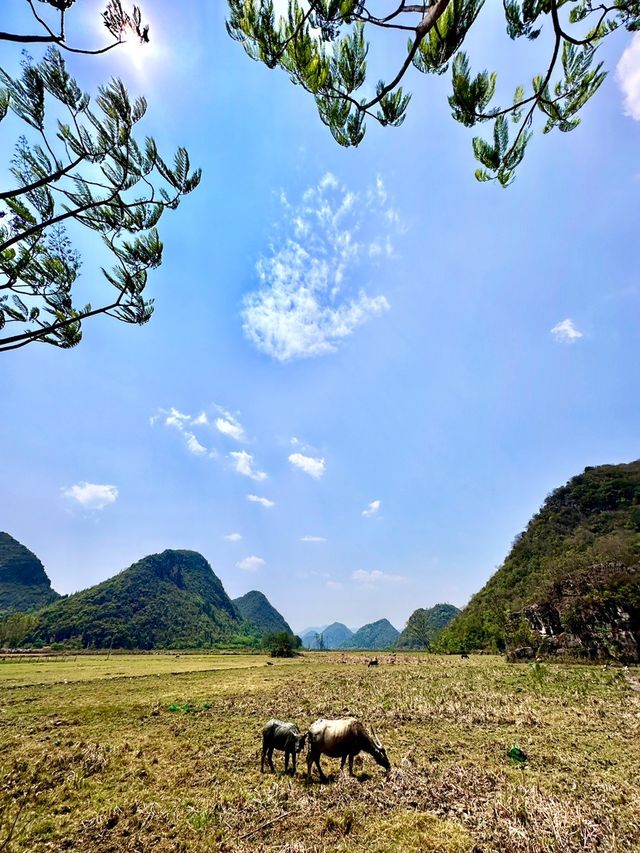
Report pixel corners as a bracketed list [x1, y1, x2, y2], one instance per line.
[151, 407, 211, 456]
[288, 452, 326, 479]
[225, 532, 242, 542]
[301, 535, 327, 543]
[326, 580, 343, 590]
[617, 33, 640, 120]
[236, 555, 265, 572]
[164, 407, 191, 429]
[215, 410, 246, 442]
[63, 482, 119, 510]
[362, 499, 381, 518]
[229, 450, 267, 481]
[351, 569, 406, 584]
[550, 318, 583, 343]
[242, 173, 398, 362]
[247, 494, 275, 508]
[185, 433, 207, 455]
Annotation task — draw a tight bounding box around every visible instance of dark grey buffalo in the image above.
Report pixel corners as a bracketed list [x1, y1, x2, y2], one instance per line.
[261, 719, 307, 774]
[306, 718, 390, 781]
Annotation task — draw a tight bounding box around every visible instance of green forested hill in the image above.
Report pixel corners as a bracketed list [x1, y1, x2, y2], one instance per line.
[396, 603, 460, 649]
[28, 550, 242, 649]
[0, 532, 60, 616]
[340, 618, 399, 650]
[438, 461, 640, 657]
[232, 590, 292, 637]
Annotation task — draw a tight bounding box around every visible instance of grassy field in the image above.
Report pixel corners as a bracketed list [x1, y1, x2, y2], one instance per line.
[1, 653, 639, 852]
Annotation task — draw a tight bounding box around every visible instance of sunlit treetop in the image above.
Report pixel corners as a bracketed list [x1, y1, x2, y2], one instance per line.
[227, 0, 640, 186]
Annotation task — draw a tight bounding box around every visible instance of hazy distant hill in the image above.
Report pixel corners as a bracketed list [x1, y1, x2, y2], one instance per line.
[396, 603, 461, 649]
[0, 532, 60, 616]
[28, 549, 241, 649]
[339, 618, 399, 650]
[232, 590, 293, 636]
[302, 622, 353, 649]
[321, 622, 353, 648]
[438, 461, 640, 660]
[300, 625, 326, 637]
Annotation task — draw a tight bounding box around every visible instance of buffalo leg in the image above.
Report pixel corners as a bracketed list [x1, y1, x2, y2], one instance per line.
[260, 740, 268, 773]
[348, 754, 354, 775]
[267, 747, 275, 773]
[291, 751, 296, 774]
[315, 757, 327, 782]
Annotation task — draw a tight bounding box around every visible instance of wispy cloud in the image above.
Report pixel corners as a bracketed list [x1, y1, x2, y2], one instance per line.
[351, 569, 406, 585]
[63, 482, 119, 510]
[214, 408, 246, 442]
[236, 555, 265, 572]
[151, 407, 211, 456]
[326, 580, 343, 590]
[301, 535, 327, 543]
[185, 434, 207, 455]
[242, 173, 399, 362]
[288, 452, 326, 479]
[550, 318, 583, 344]
[229, 450, 268, 481]
[247, 494, 275, 508]
[617, 33, 640, 120]
[362, 499, 381, 518]
[224, 532, 242, 542]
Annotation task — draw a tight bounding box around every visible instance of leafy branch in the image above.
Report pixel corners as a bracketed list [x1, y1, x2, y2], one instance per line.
[1, 0, 149, 56]
[0, 48, 201, 351]
[227, 0, 640, 183]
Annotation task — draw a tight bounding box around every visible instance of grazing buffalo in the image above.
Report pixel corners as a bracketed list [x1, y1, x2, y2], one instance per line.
[261, 719, 307, 774]
[306, 718, 390, 781]
[367, 657, 379, 667]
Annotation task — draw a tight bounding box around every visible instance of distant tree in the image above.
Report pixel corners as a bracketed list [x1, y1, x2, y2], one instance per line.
[0, 48, 201, 351]
[0, 611, 38, 647]
[264, 631, 298, 657]
[227, 0, 639, 185]
[317, 631, 326, 651]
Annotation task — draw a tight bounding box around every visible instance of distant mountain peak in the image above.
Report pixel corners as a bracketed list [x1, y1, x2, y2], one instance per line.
[27, 549, 239, 649]
[233, 590, 293, 636]
[0, 532, 60, 615]
[339, 617, 399, 650]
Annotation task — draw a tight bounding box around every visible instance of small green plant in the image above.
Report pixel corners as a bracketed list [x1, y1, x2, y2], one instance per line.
[167, 702, 211, 714]
[507, 744, 528, 765]
[529, 660, 548, 688]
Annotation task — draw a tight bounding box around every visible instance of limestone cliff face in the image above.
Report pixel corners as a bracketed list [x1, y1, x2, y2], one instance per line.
[507, 563, 639, 662]
[0, 532, 60, 615]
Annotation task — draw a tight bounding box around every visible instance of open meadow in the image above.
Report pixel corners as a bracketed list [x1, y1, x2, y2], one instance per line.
[1, 653, 639, 853]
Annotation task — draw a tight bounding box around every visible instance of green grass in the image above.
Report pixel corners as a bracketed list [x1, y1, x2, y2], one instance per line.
[1, 653, 639, 852]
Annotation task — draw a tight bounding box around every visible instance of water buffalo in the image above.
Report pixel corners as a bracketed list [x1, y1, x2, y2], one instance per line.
[261, 719, 307, 774]
[306, 718, 390, 781]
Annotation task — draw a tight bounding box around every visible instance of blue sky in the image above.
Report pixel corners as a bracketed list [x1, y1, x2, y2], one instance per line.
[1, 1, 639, 633]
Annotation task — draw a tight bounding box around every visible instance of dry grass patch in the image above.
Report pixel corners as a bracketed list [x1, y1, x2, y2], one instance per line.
[0, 655, 638, 852]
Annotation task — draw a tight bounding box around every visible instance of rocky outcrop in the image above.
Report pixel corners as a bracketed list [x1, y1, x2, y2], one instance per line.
[0, 532, 60, 615]
[506, 563, 639, 663]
